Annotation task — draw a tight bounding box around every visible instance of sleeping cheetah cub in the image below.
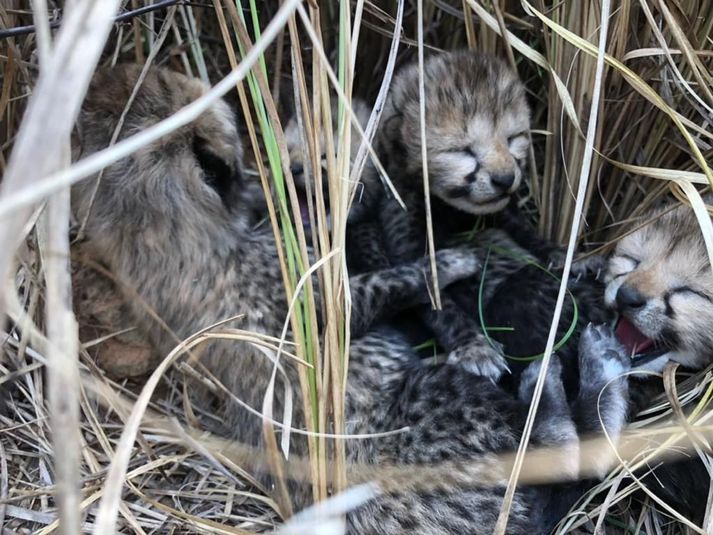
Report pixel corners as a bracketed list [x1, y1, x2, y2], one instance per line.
[379, 52, 529, 216]
[372, 50, 531, 379]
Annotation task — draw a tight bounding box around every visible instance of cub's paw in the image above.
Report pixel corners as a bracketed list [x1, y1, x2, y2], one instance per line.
[546, 249, 567, 272]
[578, 323, 630, 384]
[428, 248, 482, 287]
[571, 254, 607, 280]
[447, 338, 509, 381]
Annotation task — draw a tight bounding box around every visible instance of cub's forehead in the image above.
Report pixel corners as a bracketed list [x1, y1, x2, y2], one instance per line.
[394, 53, 522, 106]
[616, 219, 676, 260]
[616, 208, 712, 272]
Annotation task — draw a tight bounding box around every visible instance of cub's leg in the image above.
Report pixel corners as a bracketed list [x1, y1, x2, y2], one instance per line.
[518, 356, 579, 479]
[379, 193, 508, 380]
[573, 323, 630, 476]
[348, 248, 482, 337]
[423, 300, 509, 381]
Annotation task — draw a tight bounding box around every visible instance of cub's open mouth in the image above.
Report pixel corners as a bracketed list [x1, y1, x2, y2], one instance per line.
[615, 316, 667, 366]
[295, 187, 311, 225]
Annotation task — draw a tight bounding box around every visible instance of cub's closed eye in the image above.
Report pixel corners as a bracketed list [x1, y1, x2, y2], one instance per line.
[608, 254, 640, 279]
[671, 286, 713, 302]
[451, 147, 476, 157]
[507, 132, 528, 144]
[616, 254, 640, 267]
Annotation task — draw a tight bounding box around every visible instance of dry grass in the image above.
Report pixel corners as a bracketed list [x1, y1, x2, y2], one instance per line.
[1, 0, 712, 533]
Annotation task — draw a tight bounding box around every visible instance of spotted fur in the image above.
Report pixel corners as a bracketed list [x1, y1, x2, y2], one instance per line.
[70, 63, 490, 507]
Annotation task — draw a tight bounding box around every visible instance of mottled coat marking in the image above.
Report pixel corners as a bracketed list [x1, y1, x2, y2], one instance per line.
[71, 63, 483, 485]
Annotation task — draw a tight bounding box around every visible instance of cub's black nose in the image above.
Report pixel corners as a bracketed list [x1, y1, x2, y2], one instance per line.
[291, 163, 304, 176]
[616, 284, 647, 309]
[491, 172, 515, 191]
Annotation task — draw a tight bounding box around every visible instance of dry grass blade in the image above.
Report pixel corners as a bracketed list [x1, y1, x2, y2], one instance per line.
[89, 315, 304, 534]
[676, 181, 713, 267]
[521, 0, 713, 187]
[276, 484, 377, 535]
[638, 0, 713, 117]
[349, 0, 403, 190]
[416, 0, 440, 308]
[39, 179, 81, 535]
[653, 0, 713, 108]
[0, 440, 6, 529]
[2, 2, 121, 533]
[31, 0, 51, 65]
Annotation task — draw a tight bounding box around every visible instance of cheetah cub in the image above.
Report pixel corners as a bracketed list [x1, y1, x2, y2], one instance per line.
[348, 323, 631, 534]
[607, 198, 713, 372]
[372, 50, 530, 379]
[283, 97, 382, 232]
[604, 198, 713, 525]
[283, 98, 395, 274]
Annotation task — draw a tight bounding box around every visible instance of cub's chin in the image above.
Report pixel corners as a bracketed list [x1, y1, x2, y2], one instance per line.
[442, 194, 511, 216]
